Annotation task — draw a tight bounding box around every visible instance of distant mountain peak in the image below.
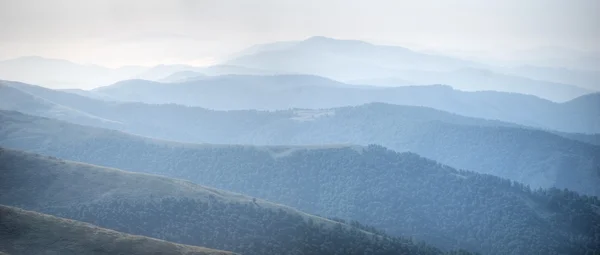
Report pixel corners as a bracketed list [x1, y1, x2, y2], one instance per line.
[304, 35, 337, 41]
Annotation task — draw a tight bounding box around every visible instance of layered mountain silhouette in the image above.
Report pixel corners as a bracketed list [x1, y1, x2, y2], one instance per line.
[1, 40, 598, 255]
[0, 118, 599, 254]
[1, 82, 599, 196]
[225, 36, 591, 101]
[84, 77, 600, 133]
[1, 37, 594, 102]
[498, 65, 600, 91]
[2, 28, 598, 255]
[227, 36, 481, 77]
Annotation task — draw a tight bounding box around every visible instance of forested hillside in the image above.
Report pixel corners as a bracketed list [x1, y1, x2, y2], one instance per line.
[0, 205, 234, 255]
[1, 116, 598, 255]
[0, 148, 467, 255]
[1, 103, 599, 196]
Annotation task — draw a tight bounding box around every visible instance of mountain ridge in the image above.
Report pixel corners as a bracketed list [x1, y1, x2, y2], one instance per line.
[63, 76, 599, 133]
[225, 36, 589, 101]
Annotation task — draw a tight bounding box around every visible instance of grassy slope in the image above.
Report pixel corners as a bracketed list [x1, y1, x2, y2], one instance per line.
[0, 205, 234, 255]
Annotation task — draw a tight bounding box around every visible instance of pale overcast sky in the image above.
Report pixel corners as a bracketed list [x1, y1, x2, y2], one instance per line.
[0, 0, 598, 67]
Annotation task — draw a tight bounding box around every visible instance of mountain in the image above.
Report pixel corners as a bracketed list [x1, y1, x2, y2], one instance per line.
[198, 65, 279, 76]
[225, 36, 590, 101]
[132, 64, 202, 81]
[553, 93, 600, 140]
[0, 83, 121, 127]
[0, 56, 145, 89]
[351, 69, 592, 103]
[227, 36, 480, 81]
[0, 148, 462, 255]
[94, 74, 355, 108]
[59, 88, 116, 101]
[0, 205, 234, 255]
[2, 83, 600, 195]
[348, 77, 415, 87]
[160, 71, 207, 83]
[498, 65, 600, 91]
[86, 77, 599, 133]
[389, 68, 591, 102]
[1, 116, 599, 254]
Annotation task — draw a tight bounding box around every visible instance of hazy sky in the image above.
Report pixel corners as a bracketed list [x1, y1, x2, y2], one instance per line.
[0, 0, 598, 67]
